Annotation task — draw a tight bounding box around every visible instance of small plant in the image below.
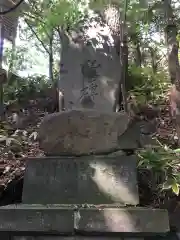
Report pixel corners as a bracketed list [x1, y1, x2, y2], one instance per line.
[137, 140, 180, 196]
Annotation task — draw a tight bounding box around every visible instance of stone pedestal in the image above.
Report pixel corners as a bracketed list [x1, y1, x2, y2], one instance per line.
[0, 109, 170, 239]
[22, 156, 139, 205]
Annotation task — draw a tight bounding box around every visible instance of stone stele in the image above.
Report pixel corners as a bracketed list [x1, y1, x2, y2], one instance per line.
[59, 12, 120, 112]
[38, 109, 130, 156]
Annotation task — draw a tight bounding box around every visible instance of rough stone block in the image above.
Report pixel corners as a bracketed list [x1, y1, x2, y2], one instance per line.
[38, 109, 130, 156]
[22, 156, 139, 205]
[75, 208, 169, 233]
[118, 121, 141, 150]
[0, 204, 74, 234]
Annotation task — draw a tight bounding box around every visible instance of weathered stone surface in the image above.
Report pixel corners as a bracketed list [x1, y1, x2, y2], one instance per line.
[13, 237, 62, 240]
[76, 208, 169, 233]
[118, 121, 142, 150]
[140, 120, 157, 135]
[59, 13, 120, 112]
[12, 237, 144, 240]
[0, 204, 74, 233]
[22, 156, 138, 205]
[139, 135, 158, 148]
[160, 198, 180, 232]
[77, 155, 139, 205]
[13, 237, 73, 240]
[5, 236, 172, 240]
[0, 233, 9, 240]
[38, 109, 130, 156]
[22, 158, 77, 204]
[118, 120, 158, 150]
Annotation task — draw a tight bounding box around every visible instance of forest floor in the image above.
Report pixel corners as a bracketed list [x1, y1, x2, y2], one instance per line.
[0, 97, 179, 229]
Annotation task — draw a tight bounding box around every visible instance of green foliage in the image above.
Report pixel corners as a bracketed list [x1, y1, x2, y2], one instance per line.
[3, 75, 51, 104]
[44, 0, 88, 31]
[128, 65, 169, 105]
[3, 45, 34, 73]
[137, 142, 180, 196]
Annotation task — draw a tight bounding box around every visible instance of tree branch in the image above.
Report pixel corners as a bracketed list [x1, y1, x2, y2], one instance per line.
[23, 12, 46, 26]
[24, 18, 50, 54]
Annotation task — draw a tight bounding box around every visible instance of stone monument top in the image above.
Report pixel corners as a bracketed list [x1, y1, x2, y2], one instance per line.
[59, 12, 120, 112]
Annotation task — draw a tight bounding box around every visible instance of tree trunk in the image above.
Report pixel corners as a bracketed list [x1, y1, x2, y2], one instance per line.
[164, 0, 180, 144]
[56, 28, 68, 111]
[164, 0, 180, 86]
[135, 43, 142, 67]
[49, 32, 54, 83]
[149, 47, 157, 74]
[103, 4, 128, 112]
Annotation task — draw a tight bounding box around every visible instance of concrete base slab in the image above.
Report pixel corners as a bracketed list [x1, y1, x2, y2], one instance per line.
[0, 205, 169, 235]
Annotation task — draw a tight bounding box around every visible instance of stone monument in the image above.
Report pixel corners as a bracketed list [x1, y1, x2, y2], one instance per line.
[0, 7, 170, 240]
[59, 12, 120, 112]
[0, 108, 170, 239]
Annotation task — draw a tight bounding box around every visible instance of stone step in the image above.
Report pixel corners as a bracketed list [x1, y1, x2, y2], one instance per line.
[9, 237, 168, 240]
[11, 235, 180, 240]
[6, 236, 167, 240]
[0, 205, 169, 235]
[22, 156, 139, 205]
[75, 208, 169, 234]
[10, 236, 180, 240]
[0, 204, 74, 234]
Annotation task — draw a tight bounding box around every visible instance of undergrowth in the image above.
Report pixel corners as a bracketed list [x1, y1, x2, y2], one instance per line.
[137, 140, 180, 196]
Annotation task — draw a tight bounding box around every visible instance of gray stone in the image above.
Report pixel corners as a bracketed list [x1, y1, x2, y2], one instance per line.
[13, 237, 73, 240]
[77, 155, 139, 205]
[12, 236, 146, 240]
[0, 204, 74, 233]
[176, 233, 180, 239]
[12, 238, 143, 240]
[73, 238, 123, 240]
[38, 109, 130, 156]
[118, 121, 141, 150]
[22, 158, 77, 204]
[140, 120, 157, 135]
[75, 208, 169, 233]
[118, 119, 158, 150]
[0, 233, 10, 240]
[59, 13, 120, 112]
[22, 156, 139, 205]
[139, 135, 158, 148]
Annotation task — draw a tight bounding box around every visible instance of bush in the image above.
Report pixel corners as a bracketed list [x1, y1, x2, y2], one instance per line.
[128, 65, 170, 105]
[3, 74, 53, 105]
